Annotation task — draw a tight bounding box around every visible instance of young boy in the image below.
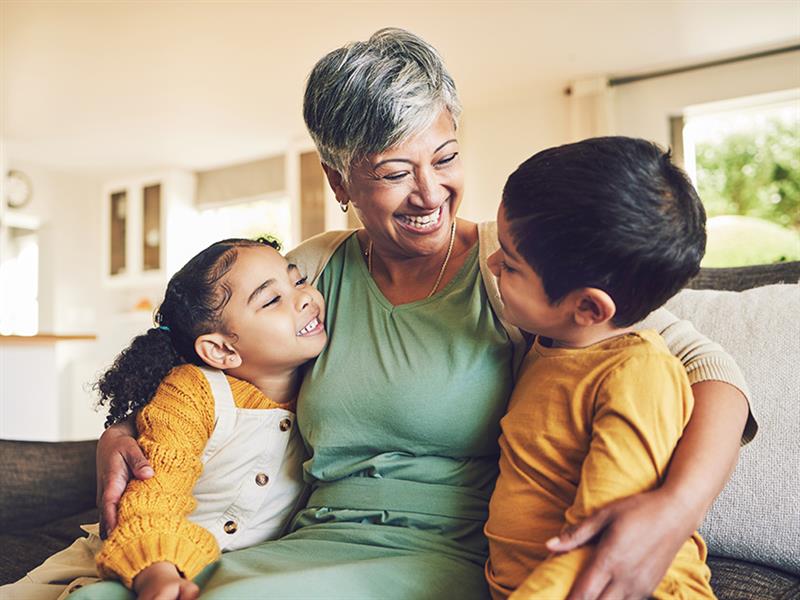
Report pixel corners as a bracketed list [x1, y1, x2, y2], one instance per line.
[485, 137, 715, 599]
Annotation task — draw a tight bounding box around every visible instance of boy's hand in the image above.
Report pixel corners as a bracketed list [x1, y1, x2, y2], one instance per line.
[133, 562, 199, 600]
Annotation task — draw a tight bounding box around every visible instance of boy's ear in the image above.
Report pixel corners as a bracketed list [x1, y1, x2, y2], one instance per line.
[571, 287, 616, 327]
[321, 163, 350, 207]
[194, 333, 242, 371]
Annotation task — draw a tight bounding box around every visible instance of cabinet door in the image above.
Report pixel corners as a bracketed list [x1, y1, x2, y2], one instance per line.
[103, 171, 195, 286]
[109, 190, 127, 276]
[142, 184, 161, 272]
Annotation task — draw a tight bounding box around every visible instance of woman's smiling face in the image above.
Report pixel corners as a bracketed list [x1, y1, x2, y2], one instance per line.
[334, 110, 464, 260]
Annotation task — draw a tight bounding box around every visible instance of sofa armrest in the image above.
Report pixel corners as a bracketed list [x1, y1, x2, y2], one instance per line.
[0, 439, 97, 533]
[688, 260, 800, 291]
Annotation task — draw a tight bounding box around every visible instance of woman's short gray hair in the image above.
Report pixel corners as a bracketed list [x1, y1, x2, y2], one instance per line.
[303, 28, 462, 179]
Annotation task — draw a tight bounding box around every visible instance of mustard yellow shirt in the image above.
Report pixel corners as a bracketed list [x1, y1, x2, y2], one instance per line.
[95, 364, 289, 588]
[485, 330, 715, 600]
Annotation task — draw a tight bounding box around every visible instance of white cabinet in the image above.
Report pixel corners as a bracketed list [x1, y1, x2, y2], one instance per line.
[102, 171, 196, 286]
[0, 335, 101, 441]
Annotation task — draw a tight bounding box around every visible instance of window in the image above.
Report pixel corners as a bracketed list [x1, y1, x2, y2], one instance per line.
[193, 196, 293, 253]
[677, 90, 800, 267]
[0, 226, 39, 335]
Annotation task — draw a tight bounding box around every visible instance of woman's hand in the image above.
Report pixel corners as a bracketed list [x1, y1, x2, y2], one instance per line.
[96, 417, 154, 538]
[546, 488, 692, 600]
[133, 562, 199, 600]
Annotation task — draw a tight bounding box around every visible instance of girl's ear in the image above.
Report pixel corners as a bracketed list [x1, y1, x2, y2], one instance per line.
[571, 287, 616, 327]
[321, 163, 350, 206]
[195, 334, 242, 370]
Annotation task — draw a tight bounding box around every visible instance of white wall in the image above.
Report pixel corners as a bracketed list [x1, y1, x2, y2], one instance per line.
[613, 50, 800, 146]
[1, 93, 567, 439]
[5, 49, 796, 441]
[0, 343, 60, 440]
[3, 163, 165, 440]
[459, 88, 571, 223]
[458, 50, 800, 225]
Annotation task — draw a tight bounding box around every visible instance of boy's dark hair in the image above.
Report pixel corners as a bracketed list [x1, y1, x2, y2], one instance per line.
[503, 136, 706, 327]
[94, 236, 281, 427]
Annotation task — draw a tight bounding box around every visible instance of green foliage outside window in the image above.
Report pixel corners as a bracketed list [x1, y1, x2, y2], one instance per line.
[696, 117, 799, 227]
[694, 116, 800, 266]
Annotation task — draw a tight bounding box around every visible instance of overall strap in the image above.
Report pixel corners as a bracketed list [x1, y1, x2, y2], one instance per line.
[198, 367, 237, 456]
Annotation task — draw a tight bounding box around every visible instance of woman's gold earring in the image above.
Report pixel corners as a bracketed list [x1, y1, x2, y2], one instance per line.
[339, 202, 349, 213]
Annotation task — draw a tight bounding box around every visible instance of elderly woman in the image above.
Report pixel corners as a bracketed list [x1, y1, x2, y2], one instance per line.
[82, 28, 753, 599]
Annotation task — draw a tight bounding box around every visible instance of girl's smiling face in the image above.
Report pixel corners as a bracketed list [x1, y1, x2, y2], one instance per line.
[218, 245, 327, 377]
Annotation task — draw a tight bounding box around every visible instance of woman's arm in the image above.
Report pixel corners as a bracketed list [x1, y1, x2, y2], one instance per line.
[96, 417, 153, 539]
[662, 381, 747, 527]
[548, 378, 749, 599]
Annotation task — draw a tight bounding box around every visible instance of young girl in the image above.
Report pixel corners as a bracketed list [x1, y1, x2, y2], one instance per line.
[1, 237, 326, 600]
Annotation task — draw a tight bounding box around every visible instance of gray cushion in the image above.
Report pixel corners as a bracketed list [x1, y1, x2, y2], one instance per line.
[0, 440, 97, 533]
[665, 283, 800, 574]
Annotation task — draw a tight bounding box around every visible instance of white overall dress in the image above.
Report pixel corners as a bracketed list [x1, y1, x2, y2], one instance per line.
[0, 367, 306, 600]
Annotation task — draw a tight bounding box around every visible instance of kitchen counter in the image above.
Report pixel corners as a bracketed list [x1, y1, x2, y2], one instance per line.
[0, 334, 96, 344]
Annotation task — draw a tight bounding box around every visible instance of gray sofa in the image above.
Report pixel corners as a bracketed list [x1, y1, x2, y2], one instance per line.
[2, 261, 799, 598]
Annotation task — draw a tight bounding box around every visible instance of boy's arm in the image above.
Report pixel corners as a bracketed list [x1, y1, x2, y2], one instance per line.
[96, 365, 219, 589]
[650, 311, 753, 521]
[511, 353, 691, 600]
[548, 312, 751, 599]
[510, 549, 593, 600]
[549, 381, 746, 600]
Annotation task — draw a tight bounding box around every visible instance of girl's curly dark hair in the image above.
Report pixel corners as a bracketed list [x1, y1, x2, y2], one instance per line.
[94, 236, 281, 427]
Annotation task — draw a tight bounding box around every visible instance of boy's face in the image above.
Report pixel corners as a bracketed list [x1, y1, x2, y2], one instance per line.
[488, 205, 572, 338]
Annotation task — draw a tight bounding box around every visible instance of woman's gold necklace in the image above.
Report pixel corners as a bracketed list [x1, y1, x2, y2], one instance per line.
[367, 221, 457, 298]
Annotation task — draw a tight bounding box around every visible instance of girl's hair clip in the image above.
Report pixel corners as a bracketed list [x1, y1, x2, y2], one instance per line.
[158, 325, 171, 332]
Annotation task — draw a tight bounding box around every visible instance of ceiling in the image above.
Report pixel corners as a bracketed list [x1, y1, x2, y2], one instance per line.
[2, 0, 799, 171]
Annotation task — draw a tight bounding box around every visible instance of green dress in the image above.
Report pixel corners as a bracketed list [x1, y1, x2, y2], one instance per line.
[74, 233, 514, 600]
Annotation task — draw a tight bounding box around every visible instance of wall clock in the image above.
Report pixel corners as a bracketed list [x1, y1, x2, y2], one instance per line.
[6, 170, 33, 209]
